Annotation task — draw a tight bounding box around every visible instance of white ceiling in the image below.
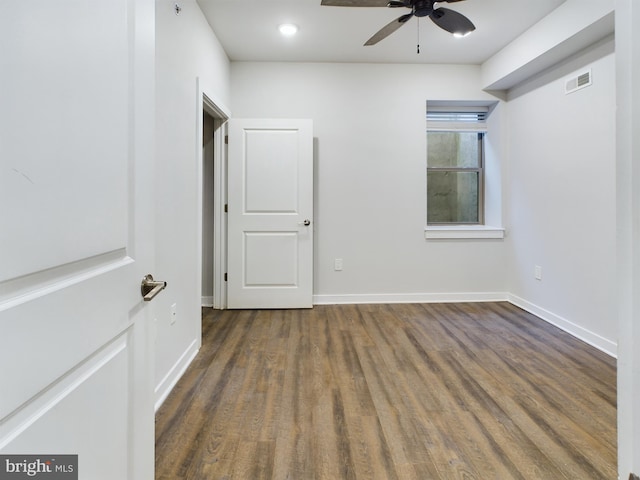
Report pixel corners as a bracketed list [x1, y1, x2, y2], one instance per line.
[196, 0, 566, 65]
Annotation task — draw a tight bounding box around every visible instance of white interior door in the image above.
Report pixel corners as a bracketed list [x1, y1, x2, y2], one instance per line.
[0, 1, 155, 479]
[227, 119, 313, 309]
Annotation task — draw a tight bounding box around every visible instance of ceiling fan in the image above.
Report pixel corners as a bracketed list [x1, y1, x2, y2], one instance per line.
[321, 0, 475, 46]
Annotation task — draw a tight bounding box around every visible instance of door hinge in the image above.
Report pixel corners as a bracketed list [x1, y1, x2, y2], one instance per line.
[224, 273, 228, 281]
[224, 203, 228, 213]
[224, 135, 228, 145]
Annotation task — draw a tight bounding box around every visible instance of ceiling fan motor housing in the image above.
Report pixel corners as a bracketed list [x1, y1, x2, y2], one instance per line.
[413, 0, 434, 17]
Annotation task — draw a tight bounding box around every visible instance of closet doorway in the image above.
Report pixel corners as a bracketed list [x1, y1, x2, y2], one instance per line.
[199, 89, 228, 309]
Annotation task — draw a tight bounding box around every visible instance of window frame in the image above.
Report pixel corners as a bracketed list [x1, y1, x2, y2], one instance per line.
[426, 131, 485, 225]
[426, 106, 488, 226]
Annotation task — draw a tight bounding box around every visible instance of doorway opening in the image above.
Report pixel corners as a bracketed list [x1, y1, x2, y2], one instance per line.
[201, 110, 216, 307]
[197, 86, 229, 311]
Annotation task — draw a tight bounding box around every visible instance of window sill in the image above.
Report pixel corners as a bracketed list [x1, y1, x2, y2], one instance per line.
[425, 225, 505, 240]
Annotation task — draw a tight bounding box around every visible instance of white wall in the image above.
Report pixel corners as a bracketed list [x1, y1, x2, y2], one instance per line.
[231, 62, 507, 303]
[505, 38, 617, 354]
[154, 0, 230, 407]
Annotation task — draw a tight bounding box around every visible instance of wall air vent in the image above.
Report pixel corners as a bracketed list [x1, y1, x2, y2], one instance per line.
[565, 69, 592, 94]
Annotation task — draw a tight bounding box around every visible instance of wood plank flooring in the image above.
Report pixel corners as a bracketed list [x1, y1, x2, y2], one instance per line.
[155, 302, 617, 479]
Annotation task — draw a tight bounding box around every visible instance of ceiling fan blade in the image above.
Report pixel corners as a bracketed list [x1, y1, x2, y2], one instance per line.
[364, 12, 413, 45]
[435, 0, 467, 3]
[321, 0, 391, 6]
[429, 7, 475, 35]
[388, 1, 410, 7]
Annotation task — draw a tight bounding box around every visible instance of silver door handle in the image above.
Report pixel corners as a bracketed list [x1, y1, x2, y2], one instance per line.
[141, 274, 167, 301]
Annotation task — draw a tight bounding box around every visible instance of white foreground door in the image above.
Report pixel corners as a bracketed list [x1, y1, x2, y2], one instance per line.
[227, 119, 313, 309]
[0, 1, 155, 479]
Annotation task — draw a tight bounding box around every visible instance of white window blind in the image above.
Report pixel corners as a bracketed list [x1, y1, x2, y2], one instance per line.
[426, 106, 488, 132]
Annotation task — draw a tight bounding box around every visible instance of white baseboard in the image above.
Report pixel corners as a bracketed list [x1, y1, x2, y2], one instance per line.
[201, 296, 214, 307]
[154, 338, 200, 412]
[313, 292, 509, 305]
[508, 294, 617, 358]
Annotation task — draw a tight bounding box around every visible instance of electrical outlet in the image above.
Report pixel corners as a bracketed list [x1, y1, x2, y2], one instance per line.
[334, 258, 343, 271]
[534, 265, 542, 281]
[170, 303, 177, 324]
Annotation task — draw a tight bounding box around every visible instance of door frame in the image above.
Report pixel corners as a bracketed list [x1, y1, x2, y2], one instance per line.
[196, 78, 230, 310]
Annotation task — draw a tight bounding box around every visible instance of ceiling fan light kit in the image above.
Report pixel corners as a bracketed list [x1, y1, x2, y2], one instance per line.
[278, 23, 299, 36]
[321, 0, 475, 46]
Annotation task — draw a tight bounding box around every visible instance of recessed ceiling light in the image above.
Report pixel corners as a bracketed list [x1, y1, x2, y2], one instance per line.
[278, 24, 299, 37]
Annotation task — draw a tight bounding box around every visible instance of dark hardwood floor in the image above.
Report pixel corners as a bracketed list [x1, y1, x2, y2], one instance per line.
[155, 302, 617, 479]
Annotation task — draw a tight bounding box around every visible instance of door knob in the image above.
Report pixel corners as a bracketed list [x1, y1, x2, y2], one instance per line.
[299, 219, 311, 226]
[141, 274, 167, 301]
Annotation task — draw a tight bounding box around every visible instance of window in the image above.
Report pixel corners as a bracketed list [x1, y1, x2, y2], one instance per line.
[427, 107, 487, 225]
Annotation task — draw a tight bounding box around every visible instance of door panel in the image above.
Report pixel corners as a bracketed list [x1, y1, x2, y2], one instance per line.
[1, 336, 129, 479]
[227, 119, 313, 309]
[0, 1, 155, 478]
[0, 264, 131, 421]
[0, 0, 129, 283]
[244, 130, 299, 212]
[244, 232, 298, 286]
